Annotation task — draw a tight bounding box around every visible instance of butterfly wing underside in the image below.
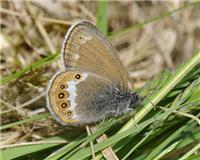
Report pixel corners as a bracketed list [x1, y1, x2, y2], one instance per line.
[47, 69, 117, 126]
[62, 21, 128, 91]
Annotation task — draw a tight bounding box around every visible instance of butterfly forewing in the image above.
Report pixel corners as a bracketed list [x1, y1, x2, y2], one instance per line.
[62, 21, 128, 91]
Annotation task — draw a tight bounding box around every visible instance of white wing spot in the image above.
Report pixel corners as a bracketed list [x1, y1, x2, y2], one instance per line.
[66, 73, 88, 118]
[67, 81, 78, 109]
[81, 35, 92, 43]
[73, 53, 80, 61]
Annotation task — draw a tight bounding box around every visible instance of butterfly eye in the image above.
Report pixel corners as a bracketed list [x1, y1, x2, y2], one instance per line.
[79, 36, 82, 40]
[58, 92, 65, 99]
[75, 74, 81, 79]
[60, 84, 65, 89]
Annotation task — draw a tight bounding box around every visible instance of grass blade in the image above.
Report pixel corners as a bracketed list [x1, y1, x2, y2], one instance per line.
[0, 53, 59, 85]
[96, 0, 107, 35]
[119, 49, 200, 132]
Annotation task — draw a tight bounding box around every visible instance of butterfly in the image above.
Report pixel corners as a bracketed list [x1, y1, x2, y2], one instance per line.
[46, 21, 140, 126]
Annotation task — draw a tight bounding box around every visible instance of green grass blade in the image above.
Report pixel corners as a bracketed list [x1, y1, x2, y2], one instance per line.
[1, 136, 67, 160]
[144, 121, 194, 160]
[67, 111, 177, 160]
[109, 2, 200, 39]
[184, 155, 200, 160]
[176, 128, 200, 150]
[96, 0, 107, 35]
[119, 49, 200, 132]
[179, 143, 200, 160]
[0, 53, 59, 85]
[0, 113, 50, 130]
[121, 129, 154, 160]
[44, 136, 86, 160]
[154, 140, 182, 160]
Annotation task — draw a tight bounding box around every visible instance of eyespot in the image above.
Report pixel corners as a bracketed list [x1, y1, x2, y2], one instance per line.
[79, 36, 82, 39]
[58, 92, 65, 99]
[60, 84, 65, 89]
[61, 102, 68, 108]
[58, 101, 70, 110]
[75, 74, 81, 79]
[66, 110, 72, 117]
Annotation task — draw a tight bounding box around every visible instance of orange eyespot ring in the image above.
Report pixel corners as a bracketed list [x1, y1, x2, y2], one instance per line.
[60, 84, 65, 89]
[58, 100, 70, 110]
[58, 92, 65, 99]
[75, 74, 81, 79]
[61, 102, 68, 108]
[66, 110, 72, 117]
[56, 91, 68, 101]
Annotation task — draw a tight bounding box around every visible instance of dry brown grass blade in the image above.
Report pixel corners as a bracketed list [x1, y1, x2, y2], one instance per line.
[90, 125, 119, 160]
[25, 1, 56, 54]
[0, 7, 74, 25]
[86, 125, 96, 160]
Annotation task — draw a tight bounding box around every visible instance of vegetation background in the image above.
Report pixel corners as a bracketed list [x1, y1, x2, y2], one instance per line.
[1, 1, 200, 160]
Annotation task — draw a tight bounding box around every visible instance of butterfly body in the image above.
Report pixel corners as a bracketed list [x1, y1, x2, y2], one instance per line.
[46, 21, 140, 126]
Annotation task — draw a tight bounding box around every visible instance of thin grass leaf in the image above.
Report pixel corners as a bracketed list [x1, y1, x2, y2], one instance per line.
[175, 128, 200, 151]
[178, 143, 200, 160]
[96, 0, 107, 35]
[67, 110, 178, 160]
[0, 53, 59, 85]
[1, 136, 67, 160]
[121, 129, 154, 160]
[143, 120, 196, 160]
[44, 135, 86, 160]
[96, 53, 200, 160]
[0, 113, 50, 130]
[119, 49, 200, 132]
[154, 140, 182, 160]
[109, 1, 200, 39]
[185, 155, 200, 160]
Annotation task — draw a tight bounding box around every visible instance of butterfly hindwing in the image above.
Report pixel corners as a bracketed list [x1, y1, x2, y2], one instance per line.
[47, 69, 133, 126]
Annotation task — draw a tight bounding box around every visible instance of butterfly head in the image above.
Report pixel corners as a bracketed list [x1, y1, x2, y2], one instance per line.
[129, 92, 141, 107]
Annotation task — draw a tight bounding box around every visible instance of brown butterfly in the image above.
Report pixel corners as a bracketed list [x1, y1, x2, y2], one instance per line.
[46, 21, 140, 126]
